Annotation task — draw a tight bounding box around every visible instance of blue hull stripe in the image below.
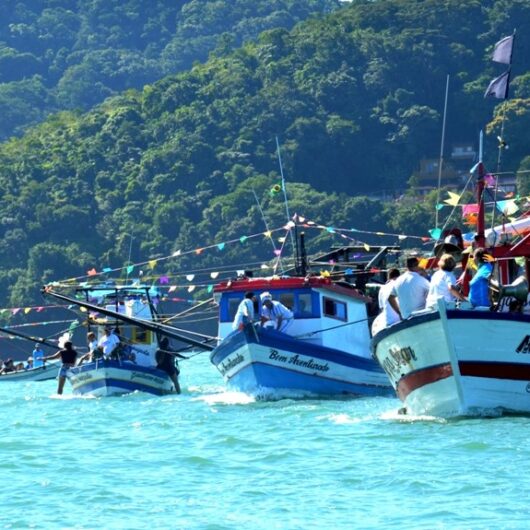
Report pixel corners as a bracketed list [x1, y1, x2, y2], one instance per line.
[227, 362, 392, 396]
[72, 378, 169, 396]
[212, 326, 384, 374]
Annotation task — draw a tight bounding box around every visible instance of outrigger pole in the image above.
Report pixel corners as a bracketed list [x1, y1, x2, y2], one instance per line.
[42, 288, 216, 352]
[0, 326, 58, 348]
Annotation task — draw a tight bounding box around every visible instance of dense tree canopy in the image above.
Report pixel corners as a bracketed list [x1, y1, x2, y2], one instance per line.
[1, 0, 530, 306]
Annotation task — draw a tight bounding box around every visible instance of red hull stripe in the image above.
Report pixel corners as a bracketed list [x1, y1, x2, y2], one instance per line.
[396, 361, 530, 401]
[459, 361, 530, 380]
[396, 363, 453, 401]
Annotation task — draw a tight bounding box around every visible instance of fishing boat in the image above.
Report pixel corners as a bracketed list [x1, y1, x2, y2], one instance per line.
[0, 327, 65, 382]
[372, 155, 530, 417]
[209, 243, 397, 398]
[0, 362, 60, 382]
[44, 285, 183, 397]
[43, 283, 219, 396]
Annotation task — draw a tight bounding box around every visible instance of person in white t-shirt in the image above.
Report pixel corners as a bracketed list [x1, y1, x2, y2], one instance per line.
[426, 253, 467, 308]
[388, 257, 430, 320]
[98, 327, 120, 359]
[371, 268, 401, 335]
[232, 291, 257, 331]
[260, 292, 294, 333]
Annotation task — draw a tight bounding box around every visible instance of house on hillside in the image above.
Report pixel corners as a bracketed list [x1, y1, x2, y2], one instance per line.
[411, 143, 477, 195]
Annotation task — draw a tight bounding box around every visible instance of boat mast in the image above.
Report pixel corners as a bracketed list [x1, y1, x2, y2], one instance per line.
[435, 74, 450, 231]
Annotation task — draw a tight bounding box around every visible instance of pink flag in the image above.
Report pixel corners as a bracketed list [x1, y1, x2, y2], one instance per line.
[484, 173, 497, 187]
[462, 204, 479, 217]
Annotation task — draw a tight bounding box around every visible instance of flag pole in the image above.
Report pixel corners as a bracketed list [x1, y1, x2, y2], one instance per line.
[435, 74, 450, 231]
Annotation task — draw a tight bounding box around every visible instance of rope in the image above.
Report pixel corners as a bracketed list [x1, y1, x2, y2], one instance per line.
[293, 315, 375, 338]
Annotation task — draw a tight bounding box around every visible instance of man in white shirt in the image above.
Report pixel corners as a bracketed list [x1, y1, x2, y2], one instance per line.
[232, 291, 257, 331]
[388, 257, 430, 320]
[98, 327, 120, 359]
[371, 268, 401, 335]
[260, 292, 294, 333]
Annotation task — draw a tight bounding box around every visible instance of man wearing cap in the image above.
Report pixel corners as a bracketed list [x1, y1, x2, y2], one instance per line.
[232, 291, 257, 331]
[260, 292, 294, 333]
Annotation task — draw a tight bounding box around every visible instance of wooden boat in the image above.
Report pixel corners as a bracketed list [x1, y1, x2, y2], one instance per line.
[43, 284, 217, 397]
[209, 244, 397, 398]
[372, 159, 530, 417]
[0, 362, 60, 382]
[44, 285, 180, 397]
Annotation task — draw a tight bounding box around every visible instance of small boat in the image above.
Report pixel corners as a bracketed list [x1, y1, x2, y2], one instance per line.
[44, 285, 181, 397]
[44, 284, 219, 396]
[210, 244, 397, 398]
[372, 158, 530, 417]
[0, 362, 60, 382]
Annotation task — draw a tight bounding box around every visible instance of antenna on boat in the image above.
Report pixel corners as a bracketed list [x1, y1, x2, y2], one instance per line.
[275, 136, 297, 266]
[476, 130, 486, 248]
[435, 74, 450, 231]
[251, 187, 283, 273]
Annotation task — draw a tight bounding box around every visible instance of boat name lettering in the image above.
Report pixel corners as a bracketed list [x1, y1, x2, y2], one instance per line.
[516, 335, 530, 354]
[130, 372, 164, 384]
[381, 345, 416, 378]
[269, 350, 330, 372]
[219, 354, 244, 376]
[72, 373, 93, 383]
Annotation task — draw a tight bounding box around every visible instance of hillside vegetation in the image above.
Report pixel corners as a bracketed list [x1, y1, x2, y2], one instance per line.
[1, 0, 530, 306]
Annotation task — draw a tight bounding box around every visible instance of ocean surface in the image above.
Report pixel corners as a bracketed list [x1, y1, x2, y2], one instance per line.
[2, 353, 530, 530]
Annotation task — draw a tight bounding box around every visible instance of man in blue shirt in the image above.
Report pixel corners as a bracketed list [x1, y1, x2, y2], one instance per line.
[469, 248, 493, 307]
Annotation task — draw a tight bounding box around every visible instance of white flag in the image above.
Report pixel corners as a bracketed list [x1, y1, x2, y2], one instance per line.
[492, 35, 514, 65]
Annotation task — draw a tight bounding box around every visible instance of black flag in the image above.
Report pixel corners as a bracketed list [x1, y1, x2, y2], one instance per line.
[484, 71, 510, 100]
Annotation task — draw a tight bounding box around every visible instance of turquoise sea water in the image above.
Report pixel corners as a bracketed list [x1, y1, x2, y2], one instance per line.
[2, 353, 530, 530]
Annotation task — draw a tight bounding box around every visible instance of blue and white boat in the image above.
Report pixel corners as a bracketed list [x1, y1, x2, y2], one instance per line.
[45, 285, 177, 397]
[210, 274, 393, 398]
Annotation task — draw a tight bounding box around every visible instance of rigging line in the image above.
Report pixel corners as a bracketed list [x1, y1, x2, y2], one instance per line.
[275, 136, 296, 256]
[161, 298, 216, 324]
[163, 315, 218, 325]
[430, 170, 475, 254]
[435, 74, 450, 231]
[251, 187, 282, 273]
[293, 316, 375, 338]
[483, 187, 527, 243]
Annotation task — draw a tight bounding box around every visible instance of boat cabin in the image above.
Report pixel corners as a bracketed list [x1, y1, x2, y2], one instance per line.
[81, 285, 161, 367]
[214, 276, 373, 357]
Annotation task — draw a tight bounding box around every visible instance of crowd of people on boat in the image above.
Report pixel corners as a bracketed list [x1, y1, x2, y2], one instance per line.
[372, 246, 504, 335]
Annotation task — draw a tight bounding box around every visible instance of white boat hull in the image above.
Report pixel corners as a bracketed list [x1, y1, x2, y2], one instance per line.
[0, 363, 60, 382]
[67, 360, 175, 397]
[373, 303, 530, 417]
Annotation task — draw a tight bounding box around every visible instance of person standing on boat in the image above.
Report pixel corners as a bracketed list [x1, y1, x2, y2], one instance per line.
[388, 257, 430, 320]
[32, 343, 45, 368]
[98, 327, 120, 359]
[371, 268, 401, 335]
[156, 337, 187, 394]
[232, 291, 257, 330]
[469, 248, 493, 308]
[426, 254, 467, 308]
[43, 341, 78, 395]
[260, 292, 294, 333]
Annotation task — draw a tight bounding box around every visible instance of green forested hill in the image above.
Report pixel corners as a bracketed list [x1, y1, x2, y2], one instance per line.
[0, 0, 340, 140]
[1, 0, 530, 307]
